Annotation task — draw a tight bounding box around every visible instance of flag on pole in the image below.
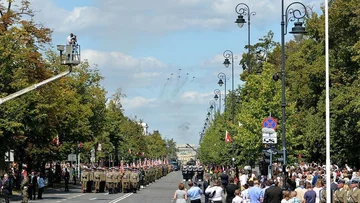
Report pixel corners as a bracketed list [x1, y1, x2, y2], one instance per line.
[225, 130, 232, 143]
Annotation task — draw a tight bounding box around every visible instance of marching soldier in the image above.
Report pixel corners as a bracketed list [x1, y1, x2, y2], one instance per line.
[21, 172, 30, 203]
[88, 167, 95, 192]
[333, 179, 347, 203]
[130, 168, 140, 193]
[121, 168, 129, 193]
[106, 168, 114, 194]
[198, 166, 204, 181]
[100, 168, 106, 193]
[113, 168, 120, 193]
[348, 179, 360, 203]
[188, 165, 194, 181]
[93, 168, 101, 193]
[81, 167, 89, 193]
[182, 165, 188, 181]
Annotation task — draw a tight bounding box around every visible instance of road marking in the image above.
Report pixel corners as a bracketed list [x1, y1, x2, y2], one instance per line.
[54, 193, 70, 195]
[109, 193, 133, 203]
[90, 197, 97, 200]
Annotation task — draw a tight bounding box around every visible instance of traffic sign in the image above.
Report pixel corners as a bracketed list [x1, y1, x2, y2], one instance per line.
[67, 154, 77, 162]
[262, 137, 277, 144]
[262, 117, 277, 130]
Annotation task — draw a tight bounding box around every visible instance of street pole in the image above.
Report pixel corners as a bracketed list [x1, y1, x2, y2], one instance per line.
[235, 3, 256, 74]
[280, 0, 307, 190]
[223, 50, 235, 167]
[281, 0, 287, 191]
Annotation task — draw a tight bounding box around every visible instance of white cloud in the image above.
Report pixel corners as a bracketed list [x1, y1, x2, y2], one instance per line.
[30, 0, 322, 38]
[122, 97, 157, 109]
[82, 50, 167, 70]
[80, 49, 169, 91]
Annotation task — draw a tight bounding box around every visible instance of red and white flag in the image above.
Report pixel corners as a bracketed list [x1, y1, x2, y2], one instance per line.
[225, 130, 232, 143]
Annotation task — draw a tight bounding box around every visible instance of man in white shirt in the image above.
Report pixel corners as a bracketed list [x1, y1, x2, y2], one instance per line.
[66, 33, 77, 45]
[240, 171, 248, 189]
[205, 180, 223, 203]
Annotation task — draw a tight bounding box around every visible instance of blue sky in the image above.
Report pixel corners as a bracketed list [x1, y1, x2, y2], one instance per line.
[30, 0, 322, 145]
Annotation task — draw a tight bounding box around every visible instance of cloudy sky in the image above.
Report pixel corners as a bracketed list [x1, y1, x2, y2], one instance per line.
[29, 0, 322, 145]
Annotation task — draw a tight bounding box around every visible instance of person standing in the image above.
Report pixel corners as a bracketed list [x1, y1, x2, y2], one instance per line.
[203, 174, 211, 203]
[72, 168, 77, 185]
[347, 179, 360, 203]
[37, 173, 45, 199]
[21, 172, 30, 203]
[303, 182, 316, 203]
[263, 179, 283, 203]
[295, 181, 307, 203]
[221, 171, 229, 194]
[232, 189, 243, 203]
[64, 168, 70, 192]
[1, 174, 10, 201]
[226, 177, 238, 203]
[187, 181, 203, 203]
[28, 171, 37, 200]
[333, 179, 346, 203]
[205, 180, 223, 203]
[248, 180, 262, 203]
[173, 183, 187, 203]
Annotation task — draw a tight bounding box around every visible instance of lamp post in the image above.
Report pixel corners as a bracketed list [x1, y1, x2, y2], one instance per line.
[279, 0, 307, 190]
[217, 72, 227, 109]
[235, 3, 256, 74]
[223, 50, 235, 124]
[209, 100, 216, 115]
[223, 50, 235, 167]
[214, 89, 222, 113]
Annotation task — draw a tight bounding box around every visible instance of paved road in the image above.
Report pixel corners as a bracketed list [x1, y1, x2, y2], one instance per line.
[10, 171, 184, 203]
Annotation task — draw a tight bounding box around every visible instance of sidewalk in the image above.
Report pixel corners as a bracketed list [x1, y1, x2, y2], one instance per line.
[8, 182, 82, 202]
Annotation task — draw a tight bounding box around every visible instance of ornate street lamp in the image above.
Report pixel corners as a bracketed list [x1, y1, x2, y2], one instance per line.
[235, 3, 256, 74]
[279, 0, 307, 190]
[214, 89, 222, 113]
[209, 100, 216, 113]
[223, 50, 236, 167]
[218, 72, 227, 110]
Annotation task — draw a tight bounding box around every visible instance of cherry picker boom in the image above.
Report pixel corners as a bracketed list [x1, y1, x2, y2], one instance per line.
[0, 44, 81, 105]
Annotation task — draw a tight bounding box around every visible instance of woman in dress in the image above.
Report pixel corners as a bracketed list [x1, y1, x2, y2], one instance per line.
[173, 183, 188, 203]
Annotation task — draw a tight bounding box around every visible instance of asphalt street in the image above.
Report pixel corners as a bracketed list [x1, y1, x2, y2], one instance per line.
[10, 171, 185, 203]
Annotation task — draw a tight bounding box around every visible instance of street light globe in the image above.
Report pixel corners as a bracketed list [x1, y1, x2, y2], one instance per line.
[218, 79, 224, 87]
[223, 58, 231, 68]
[289, 21, 307, 40]
[235, 15, 246, 28]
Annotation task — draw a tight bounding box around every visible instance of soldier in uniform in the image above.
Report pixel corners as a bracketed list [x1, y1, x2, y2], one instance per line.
[182, 165, 188, 182]
[348, 179, 360, 203]
[81, 167, 89, 193]
[122, 168, 131, 193]
[187, 165, 194, 181]
[21, 172, 30, 203]
[106, 168, 114, 194]
[197, 166, 204, 182]
[333, 179, 347, 203]
[130, 168, 140, 193]
[113, 168, 120, 193]
[100, 168, 106, 192]
[93, 168, 101, 193]
[139, 167, 145, 189]
[88, 167, 95, 192]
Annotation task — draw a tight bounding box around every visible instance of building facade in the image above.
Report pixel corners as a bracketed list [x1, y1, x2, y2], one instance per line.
[176, 144, 198, 164]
